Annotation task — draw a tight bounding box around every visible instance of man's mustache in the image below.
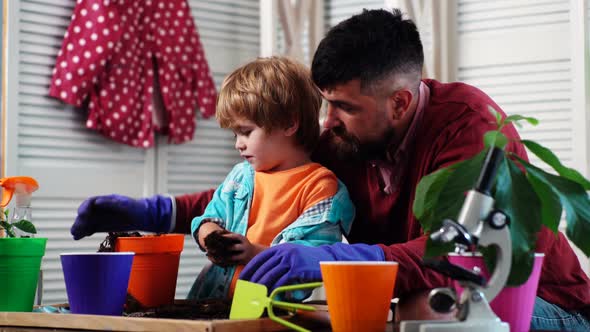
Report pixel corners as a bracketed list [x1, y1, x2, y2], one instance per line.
[330, 126, 353, 141]
[327, 126, 362, 160]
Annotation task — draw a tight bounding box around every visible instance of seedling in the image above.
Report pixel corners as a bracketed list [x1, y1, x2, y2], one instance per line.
[0, 208, 37, 238]
[0, 176, 39, 238]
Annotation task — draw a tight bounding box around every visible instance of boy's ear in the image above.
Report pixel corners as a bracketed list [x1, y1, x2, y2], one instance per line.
[284, 120, 299, 136]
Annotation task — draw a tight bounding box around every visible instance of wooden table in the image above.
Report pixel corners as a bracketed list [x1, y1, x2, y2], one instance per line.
[0, 310, 400, 332]
[0, 302, 420, 332]
[0, 312, 337, 332]
[0, 306, 337, 332]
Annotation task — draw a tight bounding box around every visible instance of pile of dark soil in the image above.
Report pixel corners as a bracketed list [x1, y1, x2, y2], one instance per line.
[98, 231, 142, 252]
[203, 229, 240, 266]
[124, 299, 231, 320]
[97, 232, 231, 320]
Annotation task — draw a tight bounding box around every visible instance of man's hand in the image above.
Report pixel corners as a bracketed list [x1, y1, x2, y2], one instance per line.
[70, 194, 173, 240]
[239, 242, 385, 291]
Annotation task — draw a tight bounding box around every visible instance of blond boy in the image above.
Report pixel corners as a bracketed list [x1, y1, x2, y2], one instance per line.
[189, 57, 354, 299]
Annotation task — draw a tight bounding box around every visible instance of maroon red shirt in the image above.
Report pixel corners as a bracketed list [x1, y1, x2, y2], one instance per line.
[175, 79, 590, 315]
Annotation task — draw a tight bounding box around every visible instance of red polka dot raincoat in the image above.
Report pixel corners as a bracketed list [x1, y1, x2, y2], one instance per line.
[49, 0, 217, 148]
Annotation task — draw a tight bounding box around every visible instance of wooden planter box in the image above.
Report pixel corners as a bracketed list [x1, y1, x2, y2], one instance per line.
[0, 303, 331, 332]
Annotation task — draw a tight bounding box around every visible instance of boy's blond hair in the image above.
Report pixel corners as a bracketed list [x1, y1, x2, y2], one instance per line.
[216, 56, 322, 152]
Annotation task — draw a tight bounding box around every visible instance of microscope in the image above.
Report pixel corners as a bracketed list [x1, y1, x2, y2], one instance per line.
[401, 147, 511, 332]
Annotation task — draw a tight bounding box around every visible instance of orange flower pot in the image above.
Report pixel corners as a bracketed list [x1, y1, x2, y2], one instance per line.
[115, 234, 184, 307]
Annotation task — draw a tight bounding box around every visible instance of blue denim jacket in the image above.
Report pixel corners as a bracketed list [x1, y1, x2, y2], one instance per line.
[188, 161, 355, 299]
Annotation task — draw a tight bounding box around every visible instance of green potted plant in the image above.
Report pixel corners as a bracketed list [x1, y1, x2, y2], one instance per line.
[0, 176, 47, 312]
[413, 107, 590, 330]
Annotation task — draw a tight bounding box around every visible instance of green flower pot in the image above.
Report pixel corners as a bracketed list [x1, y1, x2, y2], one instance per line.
[0, 237, 47, 311]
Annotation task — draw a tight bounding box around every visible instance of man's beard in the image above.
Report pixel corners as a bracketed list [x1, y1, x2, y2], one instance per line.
[327, 126, 394, 161]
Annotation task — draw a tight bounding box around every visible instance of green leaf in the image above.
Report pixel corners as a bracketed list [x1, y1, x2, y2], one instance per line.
[480, 246, 497, 277]
[504, 115, 539, 128]
[413, 167, 455, 232]
[414, 151, 487, 257]
[515, 156, 590, 256]
[525, 170, 563, 233]
[493, 158, 540, 285]
[3, 209, 8, 221]
[13, 219, 37, 234]
[483, 130, 508, 149]
[431, 151, 487, 227]
[0, 220, 16, 238]
[522, 140, 590, 190]
[414, 151, 487, 231]
[488, 105, 502, 126]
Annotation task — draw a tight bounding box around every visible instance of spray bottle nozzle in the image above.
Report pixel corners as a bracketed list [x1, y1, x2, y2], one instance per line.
[0, 176, 39, 207]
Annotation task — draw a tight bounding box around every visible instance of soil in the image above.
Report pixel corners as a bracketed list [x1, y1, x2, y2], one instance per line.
[97, 231, 142, 252]
[124, 299, 231, 320]
[96, 232, 231, 320]
[203, 229, 240, 266]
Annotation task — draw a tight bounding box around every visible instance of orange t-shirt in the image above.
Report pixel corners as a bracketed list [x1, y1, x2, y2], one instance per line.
[229, 162, 338, 296]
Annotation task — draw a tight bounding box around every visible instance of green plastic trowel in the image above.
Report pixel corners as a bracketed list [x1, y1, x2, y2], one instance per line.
[230, 280, 323, 332]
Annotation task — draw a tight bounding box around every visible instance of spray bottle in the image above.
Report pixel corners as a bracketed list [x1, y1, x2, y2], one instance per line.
[0, 176, 39, 238]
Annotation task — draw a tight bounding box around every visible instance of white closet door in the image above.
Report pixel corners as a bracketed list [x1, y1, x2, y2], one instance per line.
[4, 0, 156, 304]
[160, 0, 258, 300]
[3, 0, 259, 304]
[456, 0, 589, 273]
[457, 0, 572, 169]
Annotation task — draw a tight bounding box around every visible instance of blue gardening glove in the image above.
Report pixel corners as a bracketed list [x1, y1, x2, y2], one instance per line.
[70, 194, 173, 240]
[239, 242, 385, 291]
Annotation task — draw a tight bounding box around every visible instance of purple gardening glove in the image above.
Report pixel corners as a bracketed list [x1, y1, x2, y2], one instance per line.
[70, 194, 173, 240]
[239, 242, 385, 291]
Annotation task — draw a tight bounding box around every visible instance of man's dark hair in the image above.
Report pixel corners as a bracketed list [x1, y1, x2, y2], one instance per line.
[312, 9, 424, 93]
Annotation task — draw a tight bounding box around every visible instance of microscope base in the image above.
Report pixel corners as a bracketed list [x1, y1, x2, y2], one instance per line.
[400, 290, 510, 332]
[400, 319, 509, 332]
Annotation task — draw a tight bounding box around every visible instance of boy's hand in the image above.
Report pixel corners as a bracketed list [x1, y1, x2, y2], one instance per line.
[222, 233, 267, 265]
[201, 230, 267, 266]
[197, 221, 224, 249]
[202, 228, 241, 266]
